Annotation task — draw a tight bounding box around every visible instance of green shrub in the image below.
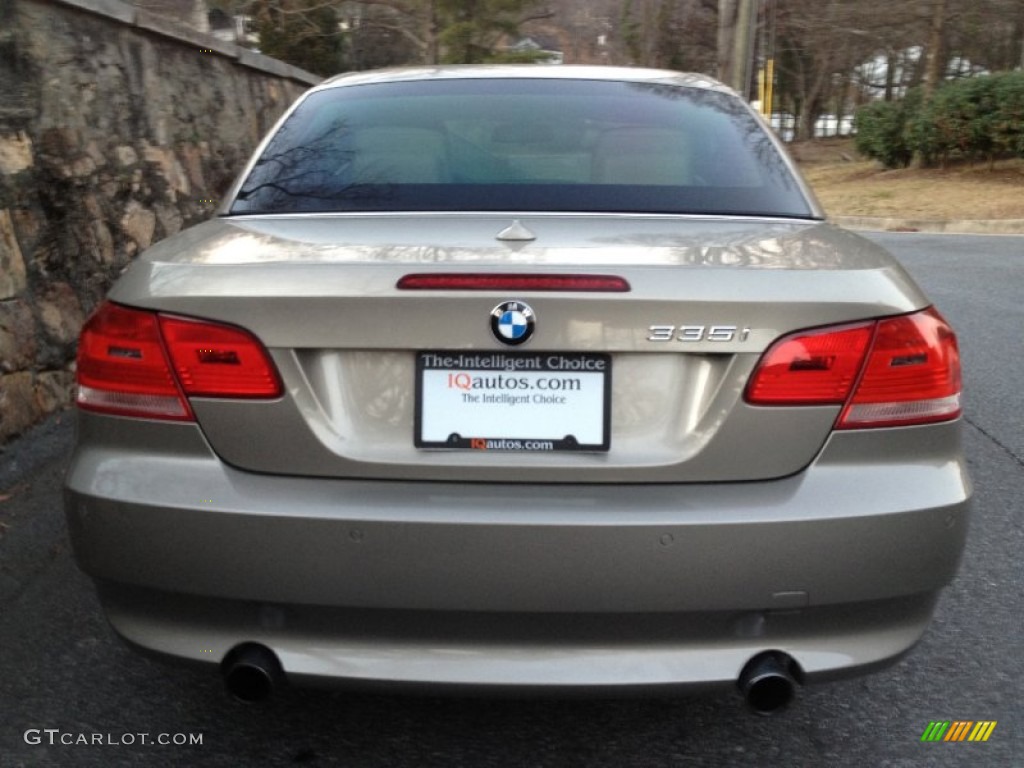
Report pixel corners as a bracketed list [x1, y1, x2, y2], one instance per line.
[992, 72, 1024, 158]
[857, 72, 1024, 168]
[906, 97, 942, 167]
[922, 76, 998, 165]
[854, 95, 916, 168]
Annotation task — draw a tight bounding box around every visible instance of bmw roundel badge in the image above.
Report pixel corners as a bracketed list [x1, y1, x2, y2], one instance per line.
[490, 301, 535, 346]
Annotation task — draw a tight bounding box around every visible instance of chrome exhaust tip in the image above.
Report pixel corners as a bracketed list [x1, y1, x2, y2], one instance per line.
[737, 651, 801, 715]
[221, 643, 283, 702]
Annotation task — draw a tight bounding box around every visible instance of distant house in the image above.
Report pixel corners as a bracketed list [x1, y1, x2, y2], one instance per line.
[508, 35, 564, 65]
[208, 8, 259, 47]
[207, 7, 233, 40]
[133, 0, 210, 33]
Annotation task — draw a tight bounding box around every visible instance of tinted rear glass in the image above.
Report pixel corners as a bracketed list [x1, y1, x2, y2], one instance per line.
[230, 78, 814, 218]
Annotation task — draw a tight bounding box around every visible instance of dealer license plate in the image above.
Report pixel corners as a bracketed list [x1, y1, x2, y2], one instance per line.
[415, 351, 611, 452]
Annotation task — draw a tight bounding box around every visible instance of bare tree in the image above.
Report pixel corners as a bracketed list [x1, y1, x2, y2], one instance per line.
[339, 0, 553, 66]
[921, 0, 949, 96]
[212, 0, 1024, 122]
[718, 0, 757, 93]
[772, 0, 931, 140]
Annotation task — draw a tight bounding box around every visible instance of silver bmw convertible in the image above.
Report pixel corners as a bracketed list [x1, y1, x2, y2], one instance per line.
[64, 66, 970, 713]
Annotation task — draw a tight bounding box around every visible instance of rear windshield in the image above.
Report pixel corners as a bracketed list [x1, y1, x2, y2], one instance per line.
[229, 78, 814, 218]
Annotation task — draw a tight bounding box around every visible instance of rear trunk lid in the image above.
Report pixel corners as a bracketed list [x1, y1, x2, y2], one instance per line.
[110, 213, 927, 483]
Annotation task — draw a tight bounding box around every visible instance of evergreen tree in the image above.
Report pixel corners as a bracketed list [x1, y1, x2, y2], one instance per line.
[254, 0, 345, 76]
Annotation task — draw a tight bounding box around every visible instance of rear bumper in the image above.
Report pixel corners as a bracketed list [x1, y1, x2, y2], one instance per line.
[100, 584, 937, 692]
[64, 414, 971, 690]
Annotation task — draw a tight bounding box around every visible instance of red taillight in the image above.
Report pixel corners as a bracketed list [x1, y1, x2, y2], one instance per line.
[159, 316, 283, 398]
[745, 322, 874, 405]
[396, 273, 631, 292]
[76, 302, 281, 421]
[76, 303, 191, 420]
[745, 308, 961, 429]
[838, 308, 961, 428]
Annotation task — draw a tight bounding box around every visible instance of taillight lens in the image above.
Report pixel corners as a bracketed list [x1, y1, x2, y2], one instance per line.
[76, 303, 191, 420]
[159, 315, 282, 398]
[76, 302, 281, 421]
[745, 308, 961, 429]
[745, 322, 874, 405]
[838, 309, 961, 428]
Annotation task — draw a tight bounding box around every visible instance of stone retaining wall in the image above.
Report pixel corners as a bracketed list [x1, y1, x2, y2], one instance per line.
[0, 0, 320, 442]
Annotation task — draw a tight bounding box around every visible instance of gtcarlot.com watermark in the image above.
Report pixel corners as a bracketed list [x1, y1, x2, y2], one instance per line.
[24, 729, 203, 747]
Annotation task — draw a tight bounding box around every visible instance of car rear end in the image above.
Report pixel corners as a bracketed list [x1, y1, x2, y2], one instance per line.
[64, 67, 970, 710]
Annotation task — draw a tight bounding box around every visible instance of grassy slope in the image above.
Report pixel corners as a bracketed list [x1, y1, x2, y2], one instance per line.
[791, 139, 1024, 220]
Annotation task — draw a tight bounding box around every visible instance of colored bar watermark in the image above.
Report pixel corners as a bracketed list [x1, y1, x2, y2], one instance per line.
[921, 721, 997, 742]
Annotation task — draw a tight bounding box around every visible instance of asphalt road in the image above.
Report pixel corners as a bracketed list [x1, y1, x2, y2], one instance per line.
[1, 232, 1021, 768]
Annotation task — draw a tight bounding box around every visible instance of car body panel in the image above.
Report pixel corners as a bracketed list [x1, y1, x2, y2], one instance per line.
[107, 215, 928, 482]
[99, 586, 939, 691]
[66, 411, 969, 688]
[67, 414, 968, 610]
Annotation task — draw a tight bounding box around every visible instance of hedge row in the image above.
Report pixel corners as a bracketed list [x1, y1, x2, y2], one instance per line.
[854, 72, 1024, 168]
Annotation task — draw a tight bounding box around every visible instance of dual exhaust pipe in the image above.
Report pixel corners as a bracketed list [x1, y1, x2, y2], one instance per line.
[219, 643, 801, 714]
[737, 651, 802, 715]
[221, 643, 284, 703]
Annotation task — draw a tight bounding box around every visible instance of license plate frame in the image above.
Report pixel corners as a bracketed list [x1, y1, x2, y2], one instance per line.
[415, 351, 611, 452]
